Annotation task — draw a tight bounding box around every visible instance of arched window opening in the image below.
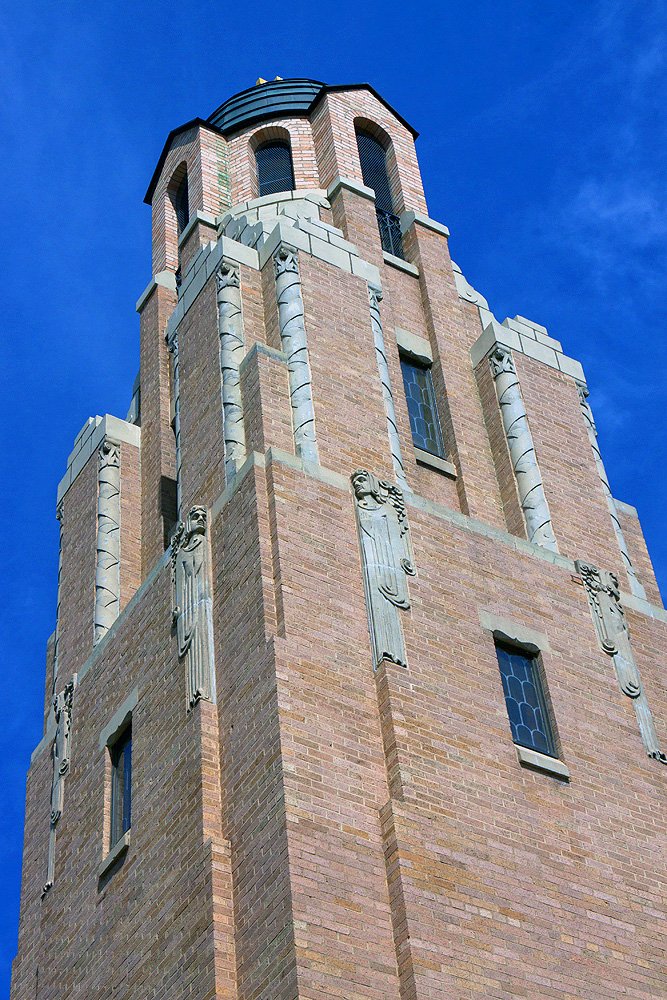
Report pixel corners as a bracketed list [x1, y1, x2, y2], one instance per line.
[355, 128, 404, 259]
[256, 141, 295, 197]
[173, 173, 189, 236]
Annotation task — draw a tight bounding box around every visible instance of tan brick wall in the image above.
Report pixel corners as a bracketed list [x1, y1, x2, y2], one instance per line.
[13, 81, 667, 1000]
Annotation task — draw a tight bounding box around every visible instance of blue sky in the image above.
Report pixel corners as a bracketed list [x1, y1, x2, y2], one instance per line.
[1, 0, 665, 991]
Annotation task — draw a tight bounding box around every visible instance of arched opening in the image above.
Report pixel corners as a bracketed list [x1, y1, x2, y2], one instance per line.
[255, 139, 295, 197]
[355, 124, 404, 259]
[168, 163, 190, 237]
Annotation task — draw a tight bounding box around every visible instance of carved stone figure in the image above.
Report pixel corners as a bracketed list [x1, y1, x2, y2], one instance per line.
[576, 381, 646, 600]
[576, 559, 667, 763]
[93, 440, 121, 645]
[172, 506, 215, 709]
[42, 679, 74, 896]
[368, 285, 409, 493]
[167, 332, 182, 515]
[217, 260, 247, 483]
[351, 469, 416, 669]
[489, 347, 558, 551]
[273, 244, 319, 464]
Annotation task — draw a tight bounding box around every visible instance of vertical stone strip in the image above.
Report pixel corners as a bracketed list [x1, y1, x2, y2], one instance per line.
[576, 382, 646, 599]
[576, 560, 666, 763]
[490, 347, 558, 551]
[51, 500, 64, 700]
[42, 679, 74, 896]
[368, 285, 409, 492]
[273, 244, 319, 464]
[168, 332, 182, 517]
[216, 260, 246, 482]
[172, 506, 216, 709]
[94, 440, 121, 645]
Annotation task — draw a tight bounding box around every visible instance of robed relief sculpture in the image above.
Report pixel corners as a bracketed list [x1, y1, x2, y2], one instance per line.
[172, 506, 215, 709]
[351, 469, 416, 669]
[42, 679, 74, 896]
[576, 559, 667, 763]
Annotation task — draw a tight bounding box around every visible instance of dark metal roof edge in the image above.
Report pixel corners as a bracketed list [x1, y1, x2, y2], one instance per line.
[308, 83, 419, 139]
[207, 78, 325, 128]
[144, 118, 224, 205]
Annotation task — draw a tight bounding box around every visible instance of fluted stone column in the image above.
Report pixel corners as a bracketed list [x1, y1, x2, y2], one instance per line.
[576, 382, 646, 599]
[93, 440, 121, 645]
[217, 260, 246, 483]
[273, 244, 319, 464]
[368, 285, 409, 492]
[168, 332, 182, 516]
[490, 347, 557, 551]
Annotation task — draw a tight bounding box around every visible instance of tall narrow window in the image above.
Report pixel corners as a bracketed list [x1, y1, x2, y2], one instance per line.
[173, 173, 189, 236]
[400, 357, 445, 457]
[356, 128, 404, 259]
[495, 644, 555, 757]
[256, 140, 295, 197]
[110, 725, 132, 848]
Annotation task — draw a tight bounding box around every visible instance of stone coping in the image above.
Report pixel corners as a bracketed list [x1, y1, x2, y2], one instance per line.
[136, 269, 177, 313]
[470, 318, 585, 383]
[57, 414, 141, 504]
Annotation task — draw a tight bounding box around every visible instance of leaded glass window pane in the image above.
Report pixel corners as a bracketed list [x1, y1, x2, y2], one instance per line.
[110, 726, 132, 848]
[496, 645, 555, 757]
[400, 358, 445, 457]
[256, 141, 295, 197]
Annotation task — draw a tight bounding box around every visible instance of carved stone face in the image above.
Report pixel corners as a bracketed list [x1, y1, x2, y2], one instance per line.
[351, 469, 373, 499]
[186, 506, 207, 536]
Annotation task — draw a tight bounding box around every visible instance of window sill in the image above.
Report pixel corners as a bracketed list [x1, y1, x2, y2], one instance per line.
[383, 251, 419, 276]
[414, 448, 457, 478]
[515, 745, 570, 780]
[99, 829, 131, 878]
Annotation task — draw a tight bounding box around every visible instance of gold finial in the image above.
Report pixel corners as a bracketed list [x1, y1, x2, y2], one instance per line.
[255, 78, 267, 85]
[274, 76, 283, 80]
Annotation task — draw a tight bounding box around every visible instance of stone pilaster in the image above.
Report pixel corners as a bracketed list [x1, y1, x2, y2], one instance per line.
[490, 347, 557, 551]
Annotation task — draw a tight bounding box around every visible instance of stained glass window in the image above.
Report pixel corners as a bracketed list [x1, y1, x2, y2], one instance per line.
[110, 726, 132, 848]
[256, 141, 295, 197]
[496, 644, 555, 757]
[400, 358, 445, 457]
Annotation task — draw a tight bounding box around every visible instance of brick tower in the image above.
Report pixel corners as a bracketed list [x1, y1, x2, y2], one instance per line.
[11, 78, 667, 1000]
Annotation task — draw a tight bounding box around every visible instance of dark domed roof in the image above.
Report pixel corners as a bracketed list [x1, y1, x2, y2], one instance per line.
[208, 78, 325, 135]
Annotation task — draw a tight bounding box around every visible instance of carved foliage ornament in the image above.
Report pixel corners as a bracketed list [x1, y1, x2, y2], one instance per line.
[172, 506, 215, 709]
[351, 469, 416, 670]
[576, 559, 667, 763]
